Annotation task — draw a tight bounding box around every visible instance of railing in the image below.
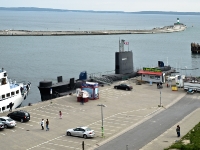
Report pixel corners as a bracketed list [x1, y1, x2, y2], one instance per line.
[89, 73, 113, 85]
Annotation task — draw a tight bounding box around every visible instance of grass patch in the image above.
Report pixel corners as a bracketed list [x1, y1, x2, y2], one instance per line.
[165, 122, 200, 150]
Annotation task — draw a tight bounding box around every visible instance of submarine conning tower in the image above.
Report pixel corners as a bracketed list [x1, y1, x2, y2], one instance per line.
[115, 39, 134, 74]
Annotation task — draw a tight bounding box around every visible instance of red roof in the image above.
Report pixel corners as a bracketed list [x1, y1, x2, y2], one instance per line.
[137, 70, 162, 76]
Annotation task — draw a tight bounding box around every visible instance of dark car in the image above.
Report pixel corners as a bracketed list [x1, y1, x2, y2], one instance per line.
[114, 84, 133, 91]
[7, 110, 30, 123]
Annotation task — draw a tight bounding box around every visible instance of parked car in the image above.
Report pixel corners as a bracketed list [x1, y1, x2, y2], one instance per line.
[0, 116, 16, 128]
[66, 127, 95, 139]
[0, 120, 5, 130]
[7, 110, 30, 122]
[114, 84, 133, 91]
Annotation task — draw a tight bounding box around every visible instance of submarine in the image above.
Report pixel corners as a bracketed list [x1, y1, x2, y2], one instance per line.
[38, 39, 137, 101]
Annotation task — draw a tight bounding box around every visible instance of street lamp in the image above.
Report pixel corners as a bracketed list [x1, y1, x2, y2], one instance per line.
[97, 104, 106, 137]
[158, 89, 162, 107]
[159, 90, 161, 107]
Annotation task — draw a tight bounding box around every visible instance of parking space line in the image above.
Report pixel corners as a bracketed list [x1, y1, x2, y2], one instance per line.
[32, 109, 57, 115]
[28, 104, 53, 111]
[44, 105, 72, 111]
[88, 127, 102, 131]
[113, 117, 139, 121]
[144, 108, 162, 117]
[104, 121, 126, 125]
[56, 139, 79, 144]
[38, 107, 69, 114]
[95, 131, 112, 134]
[22, 123, 33, 126]
[53, 103, 74, 108]
[31, 116, 44, 120]
[40, 147, 55, 150]
[93, 124, 121, 128]
[0, 133, 5, 135]
[30, 112, 56, 118]
[48, 143, 81, 150]
[91, 139, 97, 142]
[27, 135, 66, 150]
[16, 126, 24, 129]
[11, 129, 16, 132]
[29, 120, 40, 124]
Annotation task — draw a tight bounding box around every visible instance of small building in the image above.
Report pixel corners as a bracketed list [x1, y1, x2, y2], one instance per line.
[81, 82, 99, 100]
[76, 88, 89, 103]
[137, 69, 165, 83]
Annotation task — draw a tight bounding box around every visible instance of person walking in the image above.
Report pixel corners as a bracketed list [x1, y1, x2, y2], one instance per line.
[176, 125, 180, 137]
[81, 97, 84, 105]
[41, 119, 44, 130]
[59, 111, 62, 119]
[9, 102, 13, 112]
[46, 119, 49, 131]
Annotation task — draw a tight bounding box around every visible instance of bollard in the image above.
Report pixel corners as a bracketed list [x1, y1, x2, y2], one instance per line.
[126, 145, 128, 150]
[82, 141, 84, 150]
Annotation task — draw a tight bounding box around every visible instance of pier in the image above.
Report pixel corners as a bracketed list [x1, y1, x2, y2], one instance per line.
[0, 24, 186, 36]
[191, 42, 200, 54]
[0, 78, 192, 150]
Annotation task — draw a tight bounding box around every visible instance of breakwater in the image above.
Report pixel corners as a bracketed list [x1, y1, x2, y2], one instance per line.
[0, 24, 186, 36]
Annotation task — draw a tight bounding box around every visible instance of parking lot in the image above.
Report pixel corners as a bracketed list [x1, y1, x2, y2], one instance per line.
[0, 80, 187, 150]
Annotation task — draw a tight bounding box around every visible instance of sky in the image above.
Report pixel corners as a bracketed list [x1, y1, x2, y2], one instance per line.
[1, 0, 200, 12]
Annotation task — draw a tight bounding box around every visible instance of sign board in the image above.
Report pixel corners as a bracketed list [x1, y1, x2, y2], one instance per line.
[143, 67, 161, 72]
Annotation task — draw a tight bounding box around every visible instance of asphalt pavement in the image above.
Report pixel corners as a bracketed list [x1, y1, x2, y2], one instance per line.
[95, 94, 200, 150]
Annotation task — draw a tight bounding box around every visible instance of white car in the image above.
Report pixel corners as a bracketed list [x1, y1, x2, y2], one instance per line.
[0, 116, 16, 128]
[66, 127, 95, 139]
[166, 75, 175, 81]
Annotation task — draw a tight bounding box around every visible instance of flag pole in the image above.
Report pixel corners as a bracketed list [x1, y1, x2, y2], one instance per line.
[128, 44, 129, 51]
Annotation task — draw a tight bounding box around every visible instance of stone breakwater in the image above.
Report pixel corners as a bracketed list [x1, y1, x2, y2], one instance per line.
[0, 24, 186, 36]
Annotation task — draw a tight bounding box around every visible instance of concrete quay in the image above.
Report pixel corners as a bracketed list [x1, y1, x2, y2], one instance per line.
[0, 25, 186, 36]
[1, 78, 197, 150]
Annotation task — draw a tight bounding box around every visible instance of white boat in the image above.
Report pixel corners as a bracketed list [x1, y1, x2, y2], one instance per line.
[0, 68, 31, 113]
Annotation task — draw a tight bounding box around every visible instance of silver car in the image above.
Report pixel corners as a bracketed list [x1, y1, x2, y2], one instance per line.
[66, 127, 95, 139]
[0, 116, 16, 128]
[0, 121, 4, 129]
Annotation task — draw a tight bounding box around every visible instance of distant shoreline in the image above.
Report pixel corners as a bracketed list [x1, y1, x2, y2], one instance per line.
[0, 24, 186, 36]
[0, 7, 200, 15]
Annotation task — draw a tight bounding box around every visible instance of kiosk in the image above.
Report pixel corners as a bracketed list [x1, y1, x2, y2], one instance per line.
[76, 88, 89, 103]
[81, 82, 99, 100]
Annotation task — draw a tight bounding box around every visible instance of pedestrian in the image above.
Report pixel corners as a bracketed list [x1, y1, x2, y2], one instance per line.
[9, 102, 13, 112]
[176, 125, 180, 137]
[59, 111, 62, 119]
[46, 119, 49, 131]
[41, 119, 44, 130]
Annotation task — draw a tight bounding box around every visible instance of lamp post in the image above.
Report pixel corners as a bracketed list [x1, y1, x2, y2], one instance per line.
[97, 104, 106, 137]
[160, 90, 162, 107]
[158, 89, 162, 107]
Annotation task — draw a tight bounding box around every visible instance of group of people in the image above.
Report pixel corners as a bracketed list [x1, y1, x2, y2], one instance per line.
[40, 111, 62, 131]
[41, 119, 49, 131]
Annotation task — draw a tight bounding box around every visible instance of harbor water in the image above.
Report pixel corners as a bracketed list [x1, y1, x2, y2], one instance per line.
[0, 11, 200, 106]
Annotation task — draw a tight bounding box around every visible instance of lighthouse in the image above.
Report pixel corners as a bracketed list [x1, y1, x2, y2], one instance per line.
[177, 18, 180, 24]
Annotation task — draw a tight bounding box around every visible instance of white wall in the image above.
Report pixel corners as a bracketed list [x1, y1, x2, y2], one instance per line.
[141, 74, 163, 83]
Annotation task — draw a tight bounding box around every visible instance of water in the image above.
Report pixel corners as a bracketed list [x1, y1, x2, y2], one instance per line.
[0, 11, 200, 106]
